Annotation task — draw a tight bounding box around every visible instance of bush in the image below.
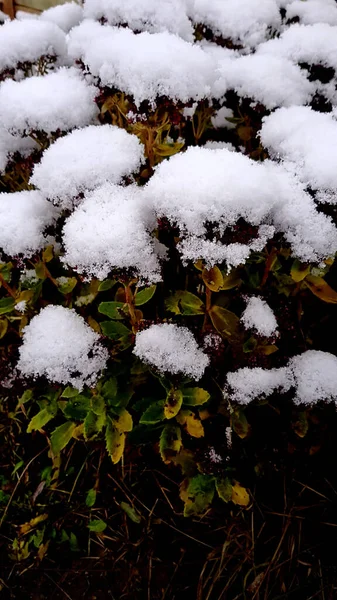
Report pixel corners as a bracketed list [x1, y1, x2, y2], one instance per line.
[1, 0, 337, 587]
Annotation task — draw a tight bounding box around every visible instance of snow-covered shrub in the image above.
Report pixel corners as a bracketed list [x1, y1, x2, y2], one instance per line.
[1, 0, 337, 524]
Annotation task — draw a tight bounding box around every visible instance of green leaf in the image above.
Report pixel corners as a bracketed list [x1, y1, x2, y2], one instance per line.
[140, 400, 165, 424]
[84, 410, 105, 441]
[105, 417, 125, 464]
[159, 423, 182, 464]
[135, 285, 156, 306]
[69, 532, 80, 552]
[61, 387, 80, 399]
[100, 321, 133, 349]
[209, 305, 241, 341]
[98, 301, 126, 320]
[120, 501, 141, 523]
[164, 389, 183, 419]
[63, 395, 90, 420]
[182, 387, 210, 406]
[165, 291, 205, 316]
[85, 488, 97, 508]
[88, 519, 107, 533]
[50, 422, 77, 454]
[27, 405, 57, 433]
[91, 394, 106, 416]
[128, 423, 164, 446]
[215, 478, 232, 503]
[243, 336, 258, 353]
[180, 474, 215, 517]
[232, 409, 250, 439]
[18, 389, 33, 405]
[292, 410, 309, 438]
[98, 279, 116, 292]
[0, 297, 15, 316]
[101, 377, 117, 400]
[57, 277, 77, 295]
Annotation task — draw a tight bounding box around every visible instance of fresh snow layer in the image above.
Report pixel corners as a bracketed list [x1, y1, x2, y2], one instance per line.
[83, 0, 194, 41]
[214, 54, 314, 109]
[146, 147, 337, 266]
[0, 68, 98, 134]
[62, 183, 166, 282]
[0, 190, 58, 257]
[40, 2, 83, 33]
[133, 323, 209, 379]
[0, 18, 67, 73]
[187, 0, 281, 47]
[257, 23, 337, 71]
[17, 305, 108, 389]
[226, 350, 337, 406]
[68, 22, 214, 106]
[31, 125, 145, 208]
[260, 106, 337, 194]
[241, 296, 278, 337]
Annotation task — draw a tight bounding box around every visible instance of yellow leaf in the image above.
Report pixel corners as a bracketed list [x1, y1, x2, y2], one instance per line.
[231, 482, 250, 506]
[220, 270, 241, 290]
[209, 305, 242, 342]
[176, 410, 204, 438]
[202, 266, 223, 292]
[114, 409, 133, 433]
[291, 259, 310, 283]
[304, 275, 337, 304]
[37, 540, 50, 562]
[164, 389, 183, 419]
[19, 513, 48, 535]
[72, 423, 84, 440]
[42, 245, 54, 263]
[87, 316, 101, 334]
[257, 344, 279, 356]
[0, 318, 8, 339]
[106, 417, 125, 464]
[199, 408, 211, 421]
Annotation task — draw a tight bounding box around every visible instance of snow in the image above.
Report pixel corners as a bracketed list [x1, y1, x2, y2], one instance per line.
[30, 125, 145, 208]
[17, 305, 108, 389]
[83, 0, 194, 41]
[241, 296, 278, 337]
[133, 323, 209, 379]
[214, 54, 314, 109]
[15, 300, 27, 313]
[226, 350, 337, 406]
[146, 146, 337, 267]
[68, 22, 214, 106]
[0, 10, 9, 23]
[40, 2, 83, 33]
[0, 68, 99, 134]
[0, 190, 58, 257]
[211, 106, 235, 130]
[286, 0, 337, 27]
[0, 18, 67, 73]
[62, 183, 166, 282]
[260, 106, 337, 194]
[257, 23, 337, 71]
[0, 128, 38, 173]
[187, 0, 281, 48]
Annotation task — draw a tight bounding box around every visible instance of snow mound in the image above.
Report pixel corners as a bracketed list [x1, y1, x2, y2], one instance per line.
[226, 350, 337, 406]
[257, 23, 337, 71]
[0, 128, 38, 173]
[286, 0, 337, 27]
[0, 18, 67, 73]
[146, 146, 337, 266]
[17, 305, 108, 389]
[0, 67, 98, 134]
[0, 190, 58, 257]
[260, 106, 337, 194]
[133, 323, 209, 379]
[31, 125, 145, 208]
[187, 0, 281, 48]
[68, 22, 214, 106]
[62, 183, 166, 282]
[40, 1, 84, 33]
[214, 54, 314, 109]
[83, 0, 194, 41]
[241, 296, 278, 337]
